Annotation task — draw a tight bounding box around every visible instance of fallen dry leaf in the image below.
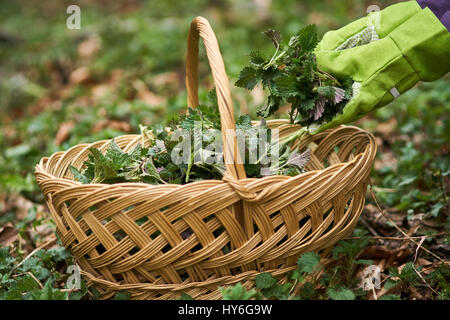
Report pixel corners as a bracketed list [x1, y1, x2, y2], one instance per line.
[91, 84, 114, 100]
[69, 67, 90, 85]
[132, 79, 166, 106]
[374, 150, 397, 171]
[78, 35, 101, 59]
[151, 71, 181, 91]
[12, 194, 34, 221]
[138, 90, 165, 106]
[409, 285, 425, 300]
[407, 224, 421, 237]
[421, 218, 444, 228]
[430, 242, 450, 254]
[54, 120, 75, 146]
[308, 12, 327, 25]
[416, 257, 433, 268]
[375, 117, 397, 144]
[92, 120, 132, 133]
[358, 245, 413, 266]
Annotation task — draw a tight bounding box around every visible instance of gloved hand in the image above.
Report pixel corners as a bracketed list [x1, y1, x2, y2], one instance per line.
[311, 0, 450, 134]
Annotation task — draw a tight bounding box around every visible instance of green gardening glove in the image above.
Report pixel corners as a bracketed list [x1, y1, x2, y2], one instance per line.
[311, 0, 450, 134]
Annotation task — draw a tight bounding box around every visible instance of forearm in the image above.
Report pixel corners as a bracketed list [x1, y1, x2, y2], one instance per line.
[417, 0, 450, 30]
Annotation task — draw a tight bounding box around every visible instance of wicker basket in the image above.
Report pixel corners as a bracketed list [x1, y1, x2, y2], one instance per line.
[35, 17, 377, 300]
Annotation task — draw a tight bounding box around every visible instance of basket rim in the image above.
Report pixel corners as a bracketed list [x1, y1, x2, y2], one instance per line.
[35, 123, 376, 188]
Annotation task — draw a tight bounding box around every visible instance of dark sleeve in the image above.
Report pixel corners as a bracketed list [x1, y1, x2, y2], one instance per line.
[417, 0, 450, 31]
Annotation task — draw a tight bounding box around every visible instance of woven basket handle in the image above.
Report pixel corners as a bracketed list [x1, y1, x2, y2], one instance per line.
[186, 16, 246, 180]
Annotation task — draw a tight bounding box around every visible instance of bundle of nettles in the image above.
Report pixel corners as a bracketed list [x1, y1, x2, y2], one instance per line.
[235, 25, 353, 127]
[69, 91, 310, 185]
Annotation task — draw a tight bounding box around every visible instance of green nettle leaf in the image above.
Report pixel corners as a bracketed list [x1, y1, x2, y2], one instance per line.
[332, 238, 370, 260]
[261, 68, 282, 88]
[327, 287, 356, 300]
[249, 51, 265, 67]
[300, 98, 316, 111]
[317, 85, 335, 100]
[69, 165, 91, 184]
[255, 272, 277, 289]
[0, 247, 16, 272]
[301, 54, 315, 82]
[384, 279, 399, 290]
[19, 257, 50, 281]
[106, 139, 129, 168]
[271, 75, 300, 97]
[68, 279, 88, 300]
[145, 156, 164, 183]
[16, 274, 39, 292]
[297, 252, 321, 274]
[35, 279, 67, 300]
[207, 88, 219, 108]
[128, 143, 144, 160]
[236, 114, 253, 131]
[89, 147, 117, 183]
[431, 202, 444, 217]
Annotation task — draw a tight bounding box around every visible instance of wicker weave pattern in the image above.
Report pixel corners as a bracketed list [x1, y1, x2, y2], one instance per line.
[34, 17, 377, 300]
